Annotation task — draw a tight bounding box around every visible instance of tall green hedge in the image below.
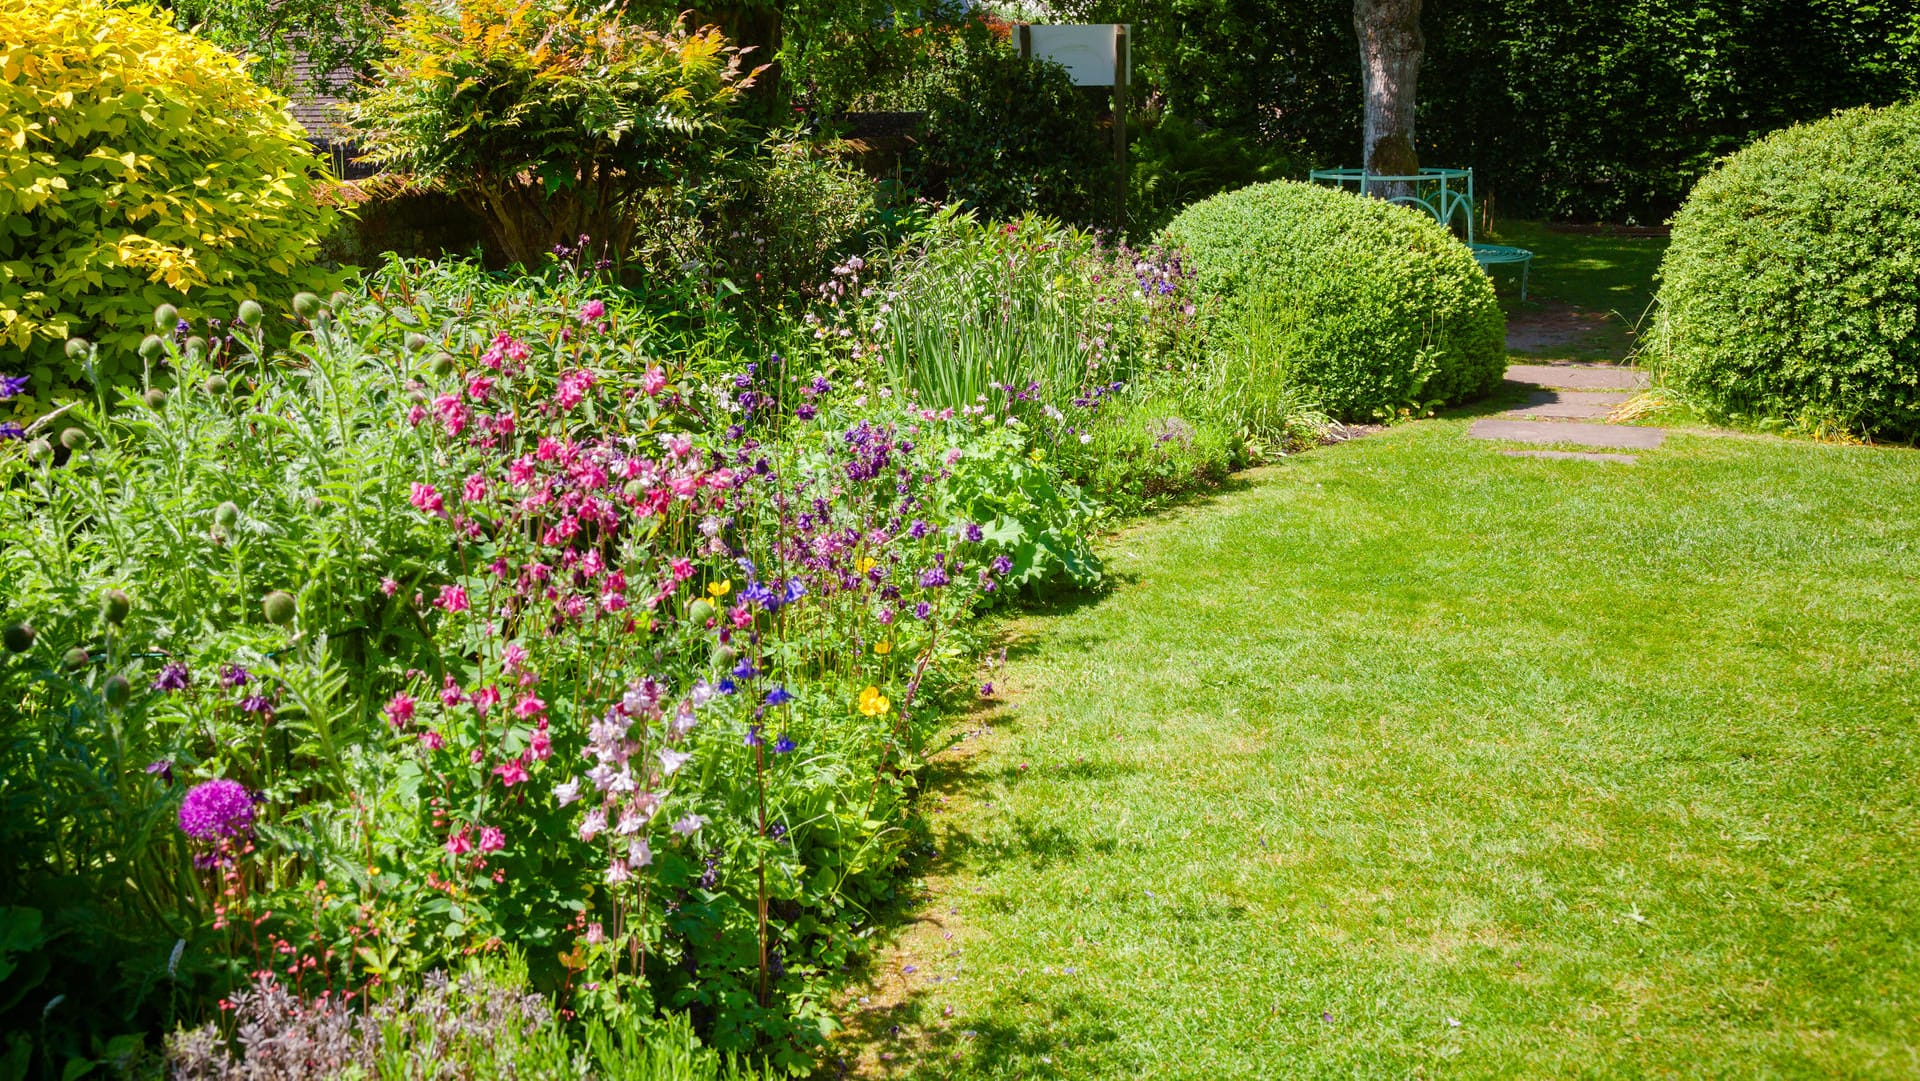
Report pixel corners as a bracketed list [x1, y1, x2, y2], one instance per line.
[1161, 181, 1505, 421]
[1652, 101, 1920, 441]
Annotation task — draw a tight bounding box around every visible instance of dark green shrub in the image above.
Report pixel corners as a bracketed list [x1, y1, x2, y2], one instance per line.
[1651, 101, 1920, 441]
[1160, 181, 1505, 421]
[1126, 109, 1299, 239]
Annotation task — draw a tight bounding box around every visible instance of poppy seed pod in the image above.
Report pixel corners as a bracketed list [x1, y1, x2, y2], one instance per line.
[63, 647, 90, 669]
[214, 502, 240, 528]
[65, 337, 90, 360]
[139, 335, 166, 360]
[292, 293, 321, 321]
[1, 622, 33, 653]
[154, 304, 179, 331]
[237, 299, 263, 326]
[101, 589, 131, 625]
[262, 590, 297, 626]
[59, 427, 88, 450]
[103, 674, 131, 708]
[143, 388, 168, 410]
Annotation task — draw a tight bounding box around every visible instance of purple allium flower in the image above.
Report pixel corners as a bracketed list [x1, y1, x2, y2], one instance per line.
[773, 733, 796, 754]
[145, 759, 174, 783]
[178, 778, 254, 840]
[913, 601, 931, 620]
[964, 523, 984, 543]
[765, 685, 792, 706]
[0, 374, 27, 401]
[151, 662, 190, 692]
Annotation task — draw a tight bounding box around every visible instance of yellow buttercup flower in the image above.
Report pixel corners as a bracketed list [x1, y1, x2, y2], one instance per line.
[706, 579, 732, 599]
[857, 556, 877, 574]
[873, 640, 892, 655]
[858, 685, 891, 717]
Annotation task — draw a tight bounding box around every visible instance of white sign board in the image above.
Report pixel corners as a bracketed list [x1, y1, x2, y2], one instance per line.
[1026, 24, 1130, 87]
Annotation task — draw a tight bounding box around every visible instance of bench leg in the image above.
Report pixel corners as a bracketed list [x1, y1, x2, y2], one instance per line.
[1520, 262, 1530, 302]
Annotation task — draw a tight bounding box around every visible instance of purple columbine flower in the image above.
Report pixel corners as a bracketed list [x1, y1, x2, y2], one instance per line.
[151, 662, 190, 692]
[177, 778, 254, 840]
[731, 658, 758, 681]
[908, 519, 930, 540]
[0, 422, 23, 442]
[145, 759, 174, 783]
[964, 523, 984, 543]
[0, 374, 27, 401]
[913, 601, 931, 620]
[796, 403, 817, 421]
[716, 677, 737, 696]
[991, 555, 1014, 577]
[744, 724, 763, 748]
[765, 685, 792, 706]
[919, 566, 949, 589]
[220, 664, 250, 688]
[238, 693, 272, 715]
[781, 579, 806, 605]
[773, 733, 796, 754]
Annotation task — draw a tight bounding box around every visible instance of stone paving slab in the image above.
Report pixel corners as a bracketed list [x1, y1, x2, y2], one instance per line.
[1506, 390, 1633, 420]
[1469, 418, 1666, 449]
[1505, 363, 1650, 391]
[1500, 449, 1638, 464]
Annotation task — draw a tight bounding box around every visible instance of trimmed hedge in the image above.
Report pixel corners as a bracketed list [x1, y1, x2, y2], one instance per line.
[1652, 101, 1920, 441]
[1160, 181, 1505, 421]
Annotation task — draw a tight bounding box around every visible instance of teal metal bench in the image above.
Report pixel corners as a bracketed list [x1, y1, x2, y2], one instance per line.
[1307, 167, 1534, 299]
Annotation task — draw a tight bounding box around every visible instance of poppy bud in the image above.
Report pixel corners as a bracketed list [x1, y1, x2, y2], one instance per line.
[101, 589, 131, 625]
[63, 647, 90, 669]
[144, 388, 168, 410]
[24, 439, 52, 463]
[263, 590, 297, 626]
[59, 427, 88, 450]
[623, 480, 646, 499]
[329, 291, 350, 312]
[154, 304, 178, 331]
[203, 374, 229, 395]
[237, 299, 263, 326]
[65, 337, 90, 360]
[139, 335, 166, 360]
[711, 643, 736, 668]
[292, 293, 322, 321]
[103, 674, 131, 708]
[184, 337, 208, 360]
[1, 622, 33, 653]
[306, 495, 324, 513]
[215, 502, 240, 528]
[404, 332, 430, 353]
[688, 599, 715, 626]
[428, 352, 454, 376]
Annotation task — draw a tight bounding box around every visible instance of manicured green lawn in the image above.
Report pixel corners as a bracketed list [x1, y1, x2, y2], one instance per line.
[841, 422, 1920, 1079]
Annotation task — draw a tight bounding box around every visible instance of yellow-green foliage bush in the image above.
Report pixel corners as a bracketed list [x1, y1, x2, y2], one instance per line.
[0, 0, 338, 401]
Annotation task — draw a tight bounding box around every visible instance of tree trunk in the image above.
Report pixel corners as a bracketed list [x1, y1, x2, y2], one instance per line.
[1353, 0, 1424, 197]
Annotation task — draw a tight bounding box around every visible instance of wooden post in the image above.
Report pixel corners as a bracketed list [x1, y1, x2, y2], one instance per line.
[1018, 23, 1032, 61]
[1113, 24, 1127, 232]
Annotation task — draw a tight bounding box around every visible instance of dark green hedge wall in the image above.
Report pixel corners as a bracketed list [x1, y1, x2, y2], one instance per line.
[1072, 0, 1919, 222]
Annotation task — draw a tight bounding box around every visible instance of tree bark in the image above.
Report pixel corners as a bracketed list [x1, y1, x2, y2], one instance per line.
[1353, 0, 1424, 196]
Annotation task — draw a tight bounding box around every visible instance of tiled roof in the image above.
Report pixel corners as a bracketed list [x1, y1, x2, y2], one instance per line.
[284, 55, 354, 142]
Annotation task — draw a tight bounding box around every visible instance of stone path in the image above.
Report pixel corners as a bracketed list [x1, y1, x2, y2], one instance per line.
[1469, 363, 1661, 462]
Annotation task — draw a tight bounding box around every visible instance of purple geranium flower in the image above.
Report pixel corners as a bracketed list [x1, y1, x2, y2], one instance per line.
[178, 778, 254, 840]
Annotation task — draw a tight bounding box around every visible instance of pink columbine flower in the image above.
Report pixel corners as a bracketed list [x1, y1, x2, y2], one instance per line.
[445, 828, 473, 855]
[433, 394, 468, 436]
[477, 826, 506, 852]
[502, 643, 529, 671]
[466, 375, 494, 401]
[605, 859, 632, 885]
[380, 576, 400, 596]
[579, 807, 607, 841]
[577, 299, 606, 324]
[406, 403, 428, 427]
[472, 685, 501, 717]
[642, 367, 667, 395]
[462, 474, 488, 503]
[529, 727, 552, 760]
[515, 694, 545, 719]
[493, 756, 529, 787]
[436, 584, 469, 613]
[384, 692, 416, 727]
[555, 778, 581, 805]
[439, 675, 464, 707]
[409, 483, 444, 515]
[554, 370, 594, 411]
[422, 730, 445, 751]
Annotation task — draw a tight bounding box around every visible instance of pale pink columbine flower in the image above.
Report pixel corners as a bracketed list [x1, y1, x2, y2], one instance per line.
[576, 299, 606, 324]
[667, 435, 692, 458]
[435, 584, 469, 613]
[657, 748, 691, 775]
[445, 827, 473, 855]
[554, 778, 581, 806]
[493, 755, 529, 787]
[477, 826, 506, 852]
[409, 483, 444, 515]
[641, 367, 667, 395]
[578, 807, 607, 841]
[462, 474, 488, 503]
[614, 805, 644, 835]
[628, 839, 652, 868]
[671, 813, 706, 837]
[605, 859, 632, 885]
[380, 577, 400, 597]
[584, 922, 606, 945]
[502, 643, 529, 671]
[384, 692, 416, 727]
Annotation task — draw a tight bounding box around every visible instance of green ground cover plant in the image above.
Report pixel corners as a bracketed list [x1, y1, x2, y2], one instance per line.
[0, 0, 339, 400]
[850, 422, 1920, 1080]
[1162, 181, 1506, 421]
[1650, 100, 1920, 442]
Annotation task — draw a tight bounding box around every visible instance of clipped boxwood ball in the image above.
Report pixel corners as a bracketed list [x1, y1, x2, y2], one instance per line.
[1160, 181, 1506, 421]
[2, 622, 33, 653]
[1653, 100, 1920, 440]
[262, 590, 297, 626]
